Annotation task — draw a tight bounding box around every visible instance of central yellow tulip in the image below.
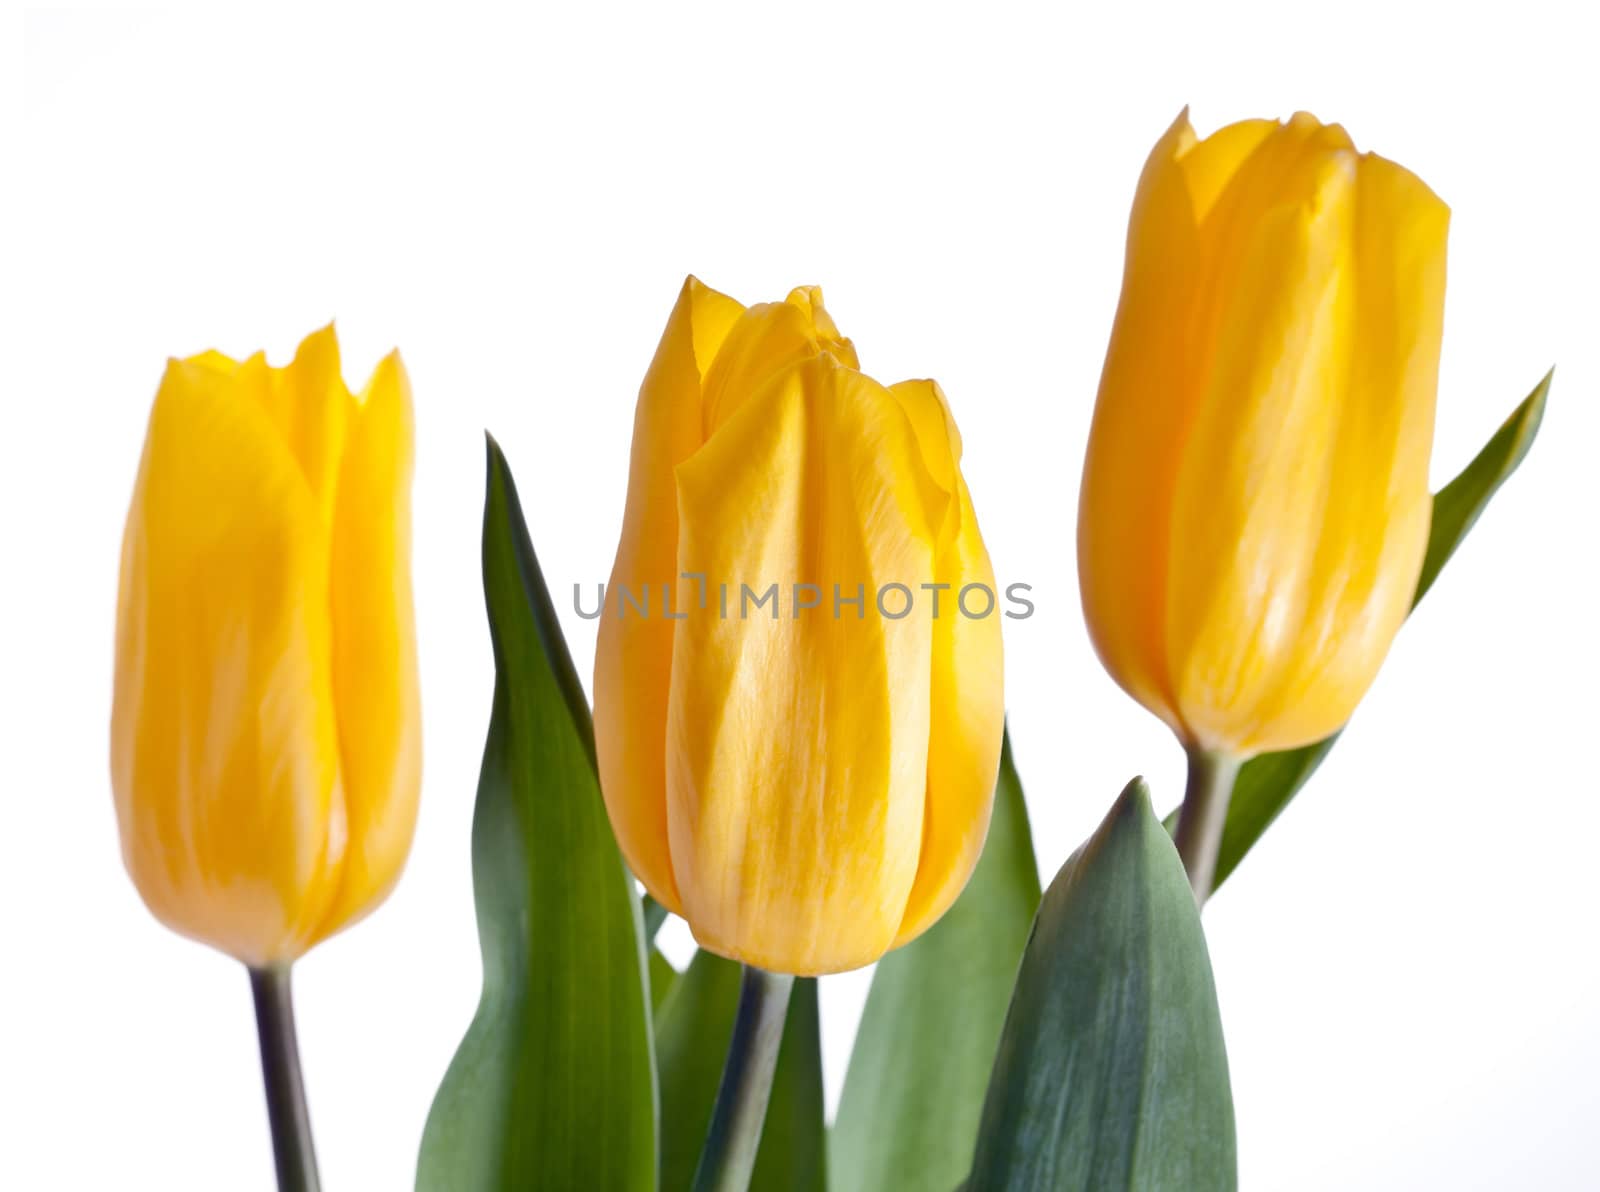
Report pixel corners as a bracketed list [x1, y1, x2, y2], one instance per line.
[111, 326, 421, 968]
[595, 278, 1004, 976]
[1078, 110, 1448, 758]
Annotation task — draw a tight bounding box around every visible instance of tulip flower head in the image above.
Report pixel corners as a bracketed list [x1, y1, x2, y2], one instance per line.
[594, 279, 1005, 976]
[1078, 110, 1447, 758]
[111, 326, 421, 967]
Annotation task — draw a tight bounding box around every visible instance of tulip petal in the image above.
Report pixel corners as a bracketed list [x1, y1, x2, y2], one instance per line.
[233, 325, 354, 522]
[668, 357, 941, 975]
[314, 351, 423, 943]
[595, 277, 745, 912]
[887, 378, 960, 502]
[1177, 115, 1278, 225]
[888, 386, 1004, 946]
[784, 286, 858, 369]
[1077, 111, 1206, 731]
[111, 358, 345, 965]
[1166, 127, 1361, 751]
[1079, 112, 1329, 737]
[1238, 155, 1446, 750]
[699, 288, 859, 437]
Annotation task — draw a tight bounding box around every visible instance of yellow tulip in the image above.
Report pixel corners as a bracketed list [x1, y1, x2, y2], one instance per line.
[594, 278, 1004, 976]
[1078, 110, 1447, 758]
[111, 325, 421, 967]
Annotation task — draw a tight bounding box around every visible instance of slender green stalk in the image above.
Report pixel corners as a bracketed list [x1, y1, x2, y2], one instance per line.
[690, 965, 795, 1192]
[1173, 749, 1242, 905]
[249, 965, 322, 1192]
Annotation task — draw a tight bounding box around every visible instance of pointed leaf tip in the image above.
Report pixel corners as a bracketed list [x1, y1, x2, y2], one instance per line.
[968, 777, 1235, 1191]
[417, 444, 654, 1191]
[1117, 774, 1152, 811]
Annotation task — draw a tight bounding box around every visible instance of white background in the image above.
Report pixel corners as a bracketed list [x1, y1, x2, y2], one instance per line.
[7, 4, 1598, 1189]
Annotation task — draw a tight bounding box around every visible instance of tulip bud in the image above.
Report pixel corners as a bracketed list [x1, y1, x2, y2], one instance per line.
[594, 279, 1004, 975]
[111, 326, 421, 966]
[1078, 110, 1447, 757]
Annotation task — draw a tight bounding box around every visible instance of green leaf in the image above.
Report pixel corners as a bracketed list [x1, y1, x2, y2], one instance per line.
[644, 894, 669, 943]
[1415, 369, 1551, 603]
[655, 952, 738, 1190]
[416, 438, 656, 1192]
[968, 779, 1235, 1192]
[831, 728, 1042, 1192]
[751, 979, 826, 1192]
[655, 953, 826, 1191]
[650, 949, 680, 1017]
[1169, 370, 1552, 893]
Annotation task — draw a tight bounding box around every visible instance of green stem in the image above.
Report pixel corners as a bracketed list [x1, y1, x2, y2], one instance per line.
[690, 965, 795, 1192]
[1173, 749, 1242, 906]
[249, 965, 321, 1192]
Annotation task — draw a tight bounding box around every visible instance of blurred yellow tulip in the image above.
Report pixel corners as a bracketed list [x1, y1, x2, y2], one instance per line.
[1079, 110, 1447, 758]
[111, 325, 421, 967]
[594, 278, 1004, 975]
